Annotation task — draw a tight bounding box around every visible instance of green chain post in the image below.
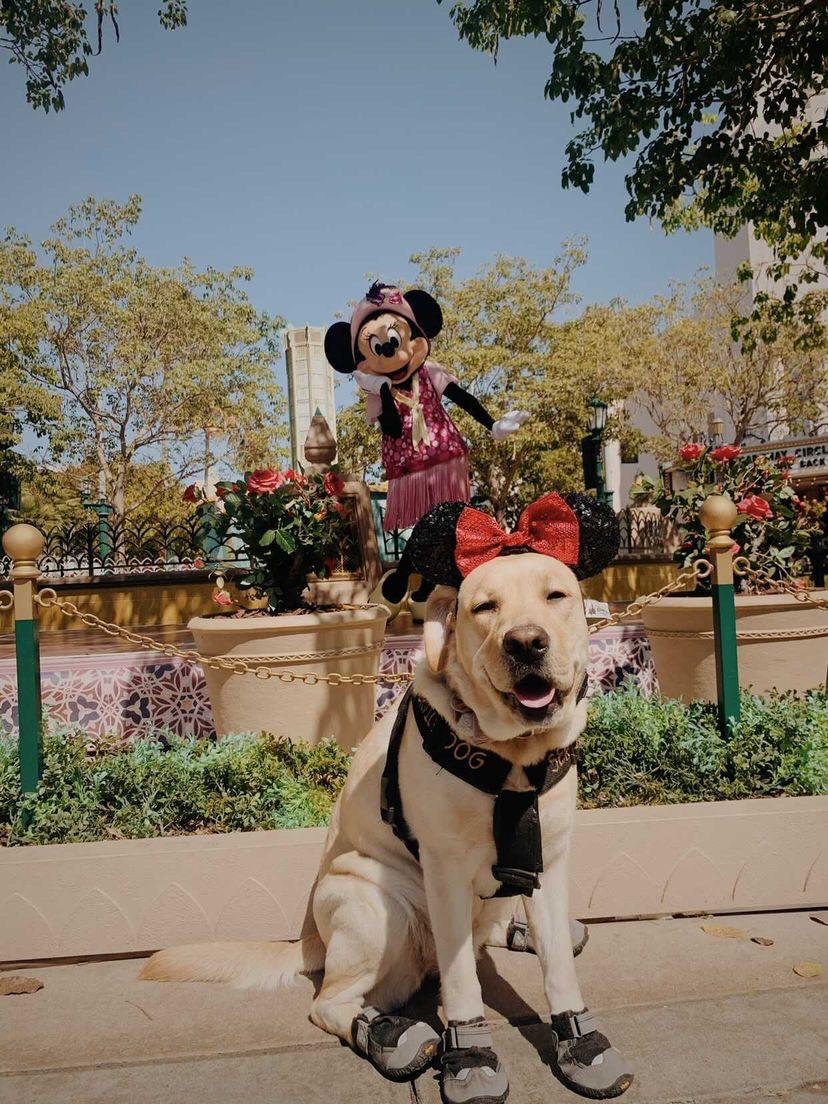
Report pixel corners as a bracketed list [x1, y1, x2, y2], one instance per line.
[700, 494, 741, 736]
[2, 523, 46, 793]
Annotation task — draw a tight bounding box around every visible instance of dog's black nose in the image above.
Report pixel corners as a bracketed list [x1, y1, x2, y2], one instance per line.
[503, 624, 549, 664]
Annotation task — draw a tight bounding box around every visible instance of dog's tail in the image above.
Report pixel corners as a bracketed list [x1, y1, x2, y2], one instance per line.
[139, 934, 325, 991]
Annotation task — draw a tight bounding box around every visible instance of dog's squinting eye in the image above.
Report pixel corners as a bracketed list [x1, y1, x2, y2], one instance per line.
[546, 590, 567, 602]
[472, 599, 498, 615]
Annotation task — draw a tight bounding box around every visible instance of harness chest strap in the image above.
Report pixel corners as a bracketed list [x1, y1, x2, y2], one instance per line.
[380, 683, 583, 898]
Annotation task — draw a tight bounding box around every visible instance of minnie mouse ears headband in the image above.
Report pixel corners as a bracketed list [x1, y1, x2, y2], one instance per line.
[324, 282, 443, 374]
[403, 492, 620, 589]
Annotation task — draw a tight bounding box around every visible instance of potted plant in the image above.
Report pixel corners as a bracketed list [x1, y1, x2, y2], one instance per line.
[642, 443, 828, 700]
[185, 468, 388, 746]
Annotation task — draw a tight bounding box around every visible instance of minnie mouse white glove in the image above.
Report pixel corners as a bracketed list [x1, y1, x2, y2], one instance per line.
[354, 370, 389, 396]
[491, 410, 531, 440]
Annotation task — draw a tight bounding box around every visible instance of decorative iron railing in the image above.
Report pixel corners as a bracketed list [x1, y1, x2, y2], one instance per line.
[1, 504, 674, 580]
[616, 507, 673, 558]
[0, 516, 249, 580]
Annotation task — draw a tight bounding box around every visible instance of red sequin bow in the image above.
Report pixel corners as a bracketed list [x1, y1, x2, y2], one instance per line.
[454, 493, 580, 577]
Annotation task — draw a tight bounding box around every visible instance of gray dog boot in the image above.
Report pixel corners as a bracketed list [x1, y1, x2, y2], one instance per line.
[440, 1019, 509, 1104]
[506, 917, 589, 957]
[549, 1009, 633, 1099]
[352, 1007, 440, 1081]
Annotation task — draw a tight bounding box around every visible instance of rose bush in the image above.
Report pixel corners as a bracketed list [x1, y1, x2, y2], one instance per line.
[183, 468, 357, 612]
[656, 444, 821, 589]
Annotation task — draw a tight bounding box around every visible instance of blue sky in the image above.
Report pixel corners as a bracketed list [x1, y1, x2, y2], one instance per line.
[2, 0, 711, 400]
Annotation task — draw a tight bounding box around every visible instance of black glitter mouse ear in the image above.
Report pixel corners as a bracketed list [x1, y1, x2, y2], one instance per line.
[403, 501, 469, 590]
[563, 493, 620, 579]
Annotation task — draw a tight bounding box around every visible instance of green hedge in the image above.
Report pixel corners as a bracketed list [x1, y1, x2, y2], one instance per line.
[1, 689, 825, 846]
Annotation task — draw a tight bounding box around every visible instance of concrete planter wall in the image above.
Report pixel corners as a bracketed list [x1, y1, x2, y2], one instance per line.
[190, 606, 388, 747]
[642, 591, 828, 702]
[2, 795, 825, 964]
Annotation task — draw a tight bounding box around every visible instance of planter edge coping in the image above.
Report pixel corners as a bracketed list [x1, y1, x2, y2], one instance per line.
[3, 794, 824, 863]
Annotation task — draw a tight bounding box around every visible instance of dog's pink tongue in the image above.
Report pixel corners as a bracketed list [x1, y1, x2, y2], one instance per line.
[513, 684, 556, 709]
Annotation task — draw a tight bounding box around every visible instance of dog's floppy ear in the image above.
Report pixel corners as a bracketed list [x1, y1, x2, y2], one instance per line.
[403, 501, 466, 589]
[423, 585, 457, 674]
[564, 493, 621, 579]
[324, 321, 356, 374]
[404, 290, 442, 339]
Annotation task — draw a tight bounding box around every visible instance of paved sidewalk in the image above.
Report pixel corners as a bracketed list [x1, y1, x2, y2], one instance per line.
[1, 911, 825, 1104]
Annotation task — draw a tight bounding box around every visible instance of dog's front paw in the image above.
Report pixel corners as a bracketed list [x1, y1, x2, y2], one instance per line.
[440, 1020, 509, 1104]
[352, 1008, 439, 1082]
[550, 1009, 633, 1099]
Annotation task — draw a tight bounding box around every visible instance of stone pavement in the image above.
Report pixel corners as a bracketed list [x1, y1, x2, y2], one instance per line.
[1, 911, 825, 1104]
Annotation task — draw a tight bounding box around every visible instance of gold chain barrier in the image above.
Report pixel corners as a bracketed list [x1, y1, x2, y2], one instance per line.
[29, 559, 716, 686]
[33, 589, 411, 686]
[732, 557, 828, 610]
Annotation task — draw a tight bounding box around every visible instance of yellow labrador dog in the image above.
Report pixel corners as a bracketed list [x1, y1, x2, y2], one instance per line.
[143, 494, 632, 1103]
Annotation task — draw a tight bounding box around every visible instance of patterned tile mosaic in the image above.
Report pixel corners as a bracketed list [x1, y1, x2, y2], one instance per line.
[0, 626, 655, 742]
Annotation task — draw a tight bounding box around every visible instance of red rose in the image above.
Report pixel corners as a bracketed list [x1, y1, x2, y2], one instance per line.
[778, 455, 796, 468]
[323, 471, 346, 497]
[710, 444, 742, 463]
[182, 483, 200, 503]
[246, 468, 286, 494]
[332, 500, 351, 518]
[678, 442, 704, 462]
[283, 468, 307, 487]
[212, 588, 233, 607]
[737, 494, 773, 520]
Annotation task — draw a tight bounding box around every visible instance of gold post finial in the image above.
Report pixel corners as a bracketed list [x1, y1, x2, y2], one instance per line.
[2, 523, 45, 581]
[700, 494, 738, 552]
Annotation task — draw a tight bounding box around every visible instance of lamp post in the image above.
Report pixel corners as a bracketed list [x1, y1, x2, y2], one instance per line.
[582, 397, 612, 507]
[81, 473, 113, 569]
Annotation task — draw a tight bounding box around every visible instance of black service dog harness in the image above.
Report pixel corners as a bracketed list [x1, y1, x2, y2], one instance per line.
[380, 684, 584, 898]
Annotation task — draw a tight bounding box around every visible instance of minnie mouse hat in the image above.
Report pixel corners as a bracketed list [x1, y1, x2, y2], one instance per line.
[349, 283, 427, 356]
[403, 492, 621, 589]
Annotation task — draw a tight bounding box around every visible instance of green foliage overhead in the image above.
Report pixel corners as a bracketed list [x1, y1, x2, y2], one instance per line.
[3, 689, 825, 845]
[1, 1, 188, 112]
[441, 0, 828, 344]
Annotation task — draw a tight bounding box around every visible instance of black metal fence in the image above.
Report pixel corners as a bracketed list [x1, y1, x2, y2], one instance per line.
[616, 507, 673, 559]
[0, 516, 249, 580]
[1, 505, 674, 580]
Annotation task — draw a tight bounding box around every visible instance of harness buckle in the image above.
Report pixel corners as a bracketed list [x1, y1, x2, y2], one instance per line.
[491, 865, 541, 894]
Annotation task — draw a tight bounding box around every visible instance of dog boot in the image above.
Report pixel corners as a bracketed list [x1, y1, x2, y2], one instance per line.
[506, 917, 589, 957]
[352, 1007, 440, 1082]
[549, 1009, 633, 1099]
[440, 1019, 509, 1104]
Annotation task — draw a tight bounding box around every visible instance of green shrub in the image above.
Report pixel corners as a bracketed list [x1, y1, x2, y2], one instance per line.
[579, 687, 828, 808]
[0, 729, 350, 846]
[1, 689, 825, 846]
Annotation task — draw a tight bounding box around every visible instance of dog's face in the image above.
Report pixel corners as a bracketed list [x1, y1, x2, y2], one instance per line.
[423, 553, 589, 750]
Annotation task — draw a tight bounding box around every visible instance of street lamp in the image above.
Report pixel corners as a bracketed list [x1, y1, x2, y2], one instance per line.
[582, 397, 612, 507]
[587, 396, 608, 435]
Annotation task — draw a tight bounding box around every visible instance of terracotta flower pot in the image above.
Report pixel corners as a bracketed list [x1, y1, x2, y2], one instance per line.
[189, 606, 388, 746]
[642, 590, 828, 702]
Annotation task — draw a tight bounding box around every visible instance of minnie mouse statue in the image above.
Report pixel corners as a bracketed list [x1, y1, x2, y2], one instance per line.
[325, 282, 529, 613]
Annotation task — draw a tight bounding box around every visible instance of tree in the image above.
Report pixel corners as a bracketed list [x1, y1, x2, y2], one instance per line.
[0, 195, 287, 524]
[335, 396, 382, 483]
[1, 0, 188, 112]
[441, 0, 828, 344]
[624, 278, 828, 456]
